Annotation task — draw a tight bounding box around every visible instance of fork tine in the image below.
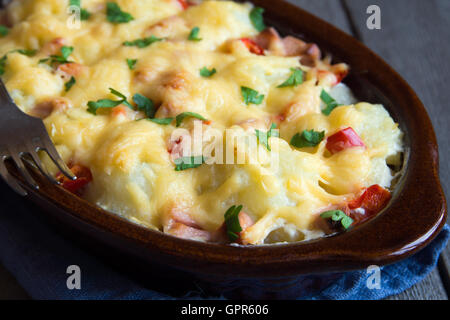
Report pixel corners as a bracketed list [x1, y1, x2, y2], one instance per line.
[9, 151, 39, 190]
[41, 139, 76, 180]
[27, 150, 59, 184]
[0, 156, 27, 196]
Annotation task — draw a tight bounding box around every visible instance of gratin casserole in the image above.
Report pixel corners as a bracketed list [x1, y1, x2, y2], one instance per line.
[0, 0, 404, 245]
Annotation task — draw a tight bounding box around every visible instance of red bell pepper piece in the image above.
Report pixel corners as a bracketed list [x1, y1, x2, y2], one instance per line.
[240, 38, 265, 55]
[326, 127, 365, 154]
[56, 164, 92, 194]
[334, 69, 349, 86]
[348, 184, 391, 225]
[177, 0, 190, 10]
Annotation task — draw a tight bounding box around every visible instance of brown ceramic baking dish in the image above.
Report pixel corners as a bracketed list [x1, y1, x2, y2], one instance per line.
[4, 0, 447, 298]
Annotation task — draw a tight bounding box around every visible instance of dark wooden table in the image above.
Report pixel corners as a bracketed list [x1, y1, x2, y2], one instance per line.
[0, 0, 448, 300]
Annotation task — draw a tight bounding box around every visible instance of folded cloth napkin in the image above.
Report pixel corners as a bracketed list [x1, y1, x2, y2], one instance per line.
[0, 181, 448, 300]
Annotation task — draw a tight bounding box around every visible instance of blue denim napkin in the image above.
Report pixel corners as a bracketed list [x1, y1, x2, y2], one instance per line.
[0, 181, 448, 300]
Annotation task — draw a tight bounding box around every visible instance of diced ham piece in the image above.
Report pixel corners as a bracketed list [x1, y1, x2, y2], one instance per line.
[167, 136, 185, 162]
[57, 62, 84, 77]
[237, 211, 254, 236]
[162, 204, 213, 242]
[30, 98, 71, 119]
[41, 37, 67, 56]
[283, 36, 321, 66]
[282, 36, 308, 56]
[167, 223, 213, 242]
[56, 164, 92, 195]
[326, 127, 365, 155]
[252, 27, 285, 55]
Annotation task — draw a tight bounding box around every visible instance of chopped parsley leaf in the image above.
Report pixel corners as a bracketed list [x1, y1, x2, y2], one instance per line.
[60, 46, 74, 60]
[87, 87, 131, 114]
[87, 99, 123, 114]
[133, 93, 155, 118]
[290, 129, 325, 148]
[241, 86, 264, 105]
[175, 112, 208, 127]
[69, 0, 91, 20]
[106, 2, 134, 24]
[123, 35, 163, 48]
[80, 8, 91, 20]
[148, 117, 174, 125]
[40, 46, 74, 66]
[321, 89, 340, 115]
[126, 58, 137, 70]
[0, 25, 9, 37]
[199, 67, 216, 78]
[64, 76, 76, 92]
[0, 55, 7, 75]
[11, 49, 37, 57]
[188, 27, 202, 41]
[277, 68, 304, 88]
[256, 123, 279, 151]
[250, 7, 266, 32]
[224, 205, 243, 242]
[320, 210, 354, 230]
[174, 156, 205, 171]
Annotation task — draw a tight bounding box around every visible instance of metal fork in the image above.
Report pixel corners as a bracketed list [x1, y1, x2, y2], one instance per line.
[0, 80, 75, 196]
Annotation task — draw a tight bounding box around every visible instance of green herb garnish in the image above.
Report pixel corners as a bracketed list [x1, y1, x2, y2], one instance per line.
[87, 87, 131, 114]
[69, 0, 80, 6]
[277, 68, 304, 88]
[40, 46, 74, 66]
[320, 210, 354, 230]
[87, 99, 123, 114]
[80, 8, 91, 20]
[224, 205, 243, 242]
[123, 35, 163, 48]
[241, 86, 264, 105]
[8, 49, 37, 57]
[256, 123, 279, 151]
[175, 112, 208, 127]
[0, 55, 7, 75]
[64, 76, 76, 92]
[188, 27, 202, 41]
[60, 46, 74, 59]
[290, 130, 325, 148]
[199, 67, 216, 78]
[250, 7, 266, 32]
[174, 156, 205, 171]
[321, 90, 340, 116]
[126, 58, 137, 70]
[133, 93, 155, 118]
[148, 117, 174, 125]
[69, 0, 91, 20]
[106, 2, 134, 24]
[0, 25, 9, 37]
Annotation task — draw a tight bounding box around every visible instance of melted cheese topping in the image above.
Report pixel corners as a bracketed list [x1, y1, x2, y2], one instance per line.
[0, 0, 404, 244]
